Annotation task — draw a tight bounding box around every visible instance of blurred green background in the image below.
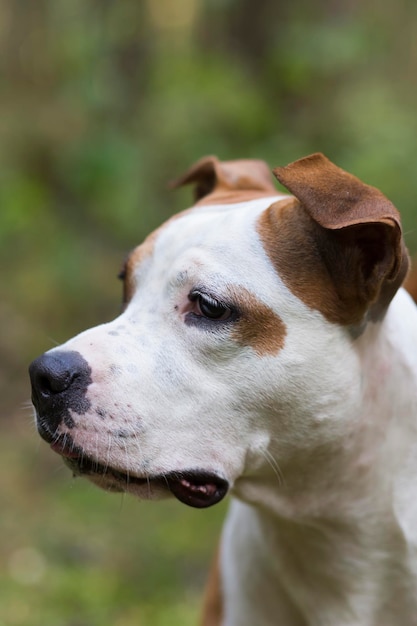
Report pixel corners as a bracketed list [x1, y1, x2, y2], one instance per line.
[2, 0, 417, 624]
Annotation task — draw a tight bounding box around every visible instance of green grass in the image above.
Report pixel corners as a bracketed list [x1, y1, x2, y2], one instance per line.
[0, 416, 225, 626]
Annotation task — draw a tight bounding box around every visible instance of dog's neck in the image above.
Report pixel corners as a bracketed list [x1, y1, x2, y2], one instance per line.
[223, 491, 413, 626]
[223, 289, 417, 625]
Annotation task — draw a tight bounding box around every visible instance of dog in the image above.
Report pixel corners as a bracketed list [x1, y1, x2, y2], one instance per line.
[29, 153, 417, 625]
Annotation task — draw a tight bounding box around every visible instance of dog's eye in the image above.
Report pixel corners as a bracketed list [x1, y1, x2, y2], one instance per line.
[191, 292, 233, 321]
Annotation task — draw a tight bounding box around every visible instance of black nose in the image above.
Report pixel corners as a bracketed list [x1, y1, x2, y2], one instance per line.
[29, 350, 92, 437]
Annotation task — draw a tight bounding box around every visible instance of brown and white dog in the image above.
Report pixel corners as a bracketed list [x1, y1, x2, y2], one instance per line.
[29, 154, 417, 625]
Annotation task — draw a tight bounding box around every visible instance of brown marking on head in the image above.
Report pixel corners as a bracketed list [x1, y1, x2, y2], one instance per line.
[200, 546, 223, 626]
[258, 198, 363, 325]
[257, 153, 409, 326]
[120, 232, 157, 306]
[171, 155, 280, 206]
[231, 286, 286, 355]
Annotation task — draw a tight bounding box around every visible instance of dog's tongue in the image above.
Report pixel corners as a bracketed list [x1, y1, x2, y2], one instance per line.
[165, 472, 228, 508]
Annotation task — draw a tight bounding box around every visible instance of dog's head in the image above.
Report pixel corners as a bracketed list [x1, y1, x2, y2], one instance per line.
[29, 154, 408, 508]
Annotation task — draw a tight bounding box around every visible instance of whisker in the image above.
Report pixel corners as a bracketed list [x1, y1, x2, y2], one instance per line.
[52, 429, 61, 445]
[45, 336, 61, 348]
[33, 437, 42, 454]
[123, 440, 130, 486]
[161, 473, 170, 497]
[105, 434, 112, 474]
[50, 461, 69, 479]
[129, 431, 152, 497]
[94, 433, 100, 472]
[118, 492, 126, 513]
[62, 432, 69, 449]
[70, 435, 77, 455]
[261, 449, 285, 487]
[28, 419, 39, 434]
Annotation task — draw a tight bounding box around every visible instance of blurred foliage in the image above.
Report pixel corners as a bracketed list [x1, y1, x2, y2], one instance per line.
[2, 0, 417, 623]
[2, 0, 417, 407]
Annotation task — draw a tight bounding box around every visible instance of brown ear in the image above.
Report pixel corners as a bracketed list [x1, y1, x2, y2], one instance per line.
[273, 153, 409, 320]
[171, 155, 277, 204]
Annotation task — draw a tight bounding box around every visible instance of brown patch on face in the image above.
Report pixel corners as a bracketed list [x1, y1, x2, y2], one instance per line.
[121, 232, 157, 305]
[257, 198, 369, 326]
[200, 545, 223, 626]
[231, 286, 286, 356]
[171, 155, 281, 206]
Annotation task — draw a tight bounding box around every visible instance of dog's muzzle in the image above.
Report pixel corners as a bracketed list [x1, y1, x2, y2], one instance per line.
[29, 350, 229, 508]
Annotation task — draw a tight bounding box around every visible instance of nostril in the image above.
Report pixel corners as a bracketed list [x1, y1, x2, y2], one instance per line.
[36, 370, 76, 397]
[37, 373, 54, 396]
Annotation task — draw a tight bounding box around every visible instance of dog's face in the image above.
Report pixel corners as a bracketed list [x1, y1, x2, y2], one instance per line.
[29, 154, 408, 508]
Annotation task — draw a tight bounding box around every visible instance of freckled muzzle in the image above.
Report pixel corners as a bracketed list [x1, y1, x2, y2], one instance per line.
[29, 350, 229, 508]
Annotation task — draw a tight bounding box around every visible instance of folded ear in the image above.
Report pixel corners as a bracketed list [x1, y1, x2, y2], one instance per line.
[272, 153, 409, 322]
[171, 155, 277, 204]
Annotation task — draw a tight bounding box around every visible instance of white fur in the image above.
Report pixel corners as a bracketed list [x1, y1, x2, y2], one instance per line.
[222, 288, 417, 625]
[46, 196, 417, 625]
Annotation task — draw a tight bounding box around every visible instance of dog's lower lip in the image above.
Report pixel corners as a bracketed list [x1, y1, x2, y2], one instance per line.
[62, 453, 228, 507]
[50, 441, 80, 458]
[47, 434, 84, 459]
[63, 454, 150, 486]
[47, 440, 228, 506]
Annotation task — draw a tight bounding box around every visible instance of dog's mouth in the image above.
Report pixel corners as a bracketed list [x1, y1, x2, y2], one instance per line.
[47, 433, 228, 509]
